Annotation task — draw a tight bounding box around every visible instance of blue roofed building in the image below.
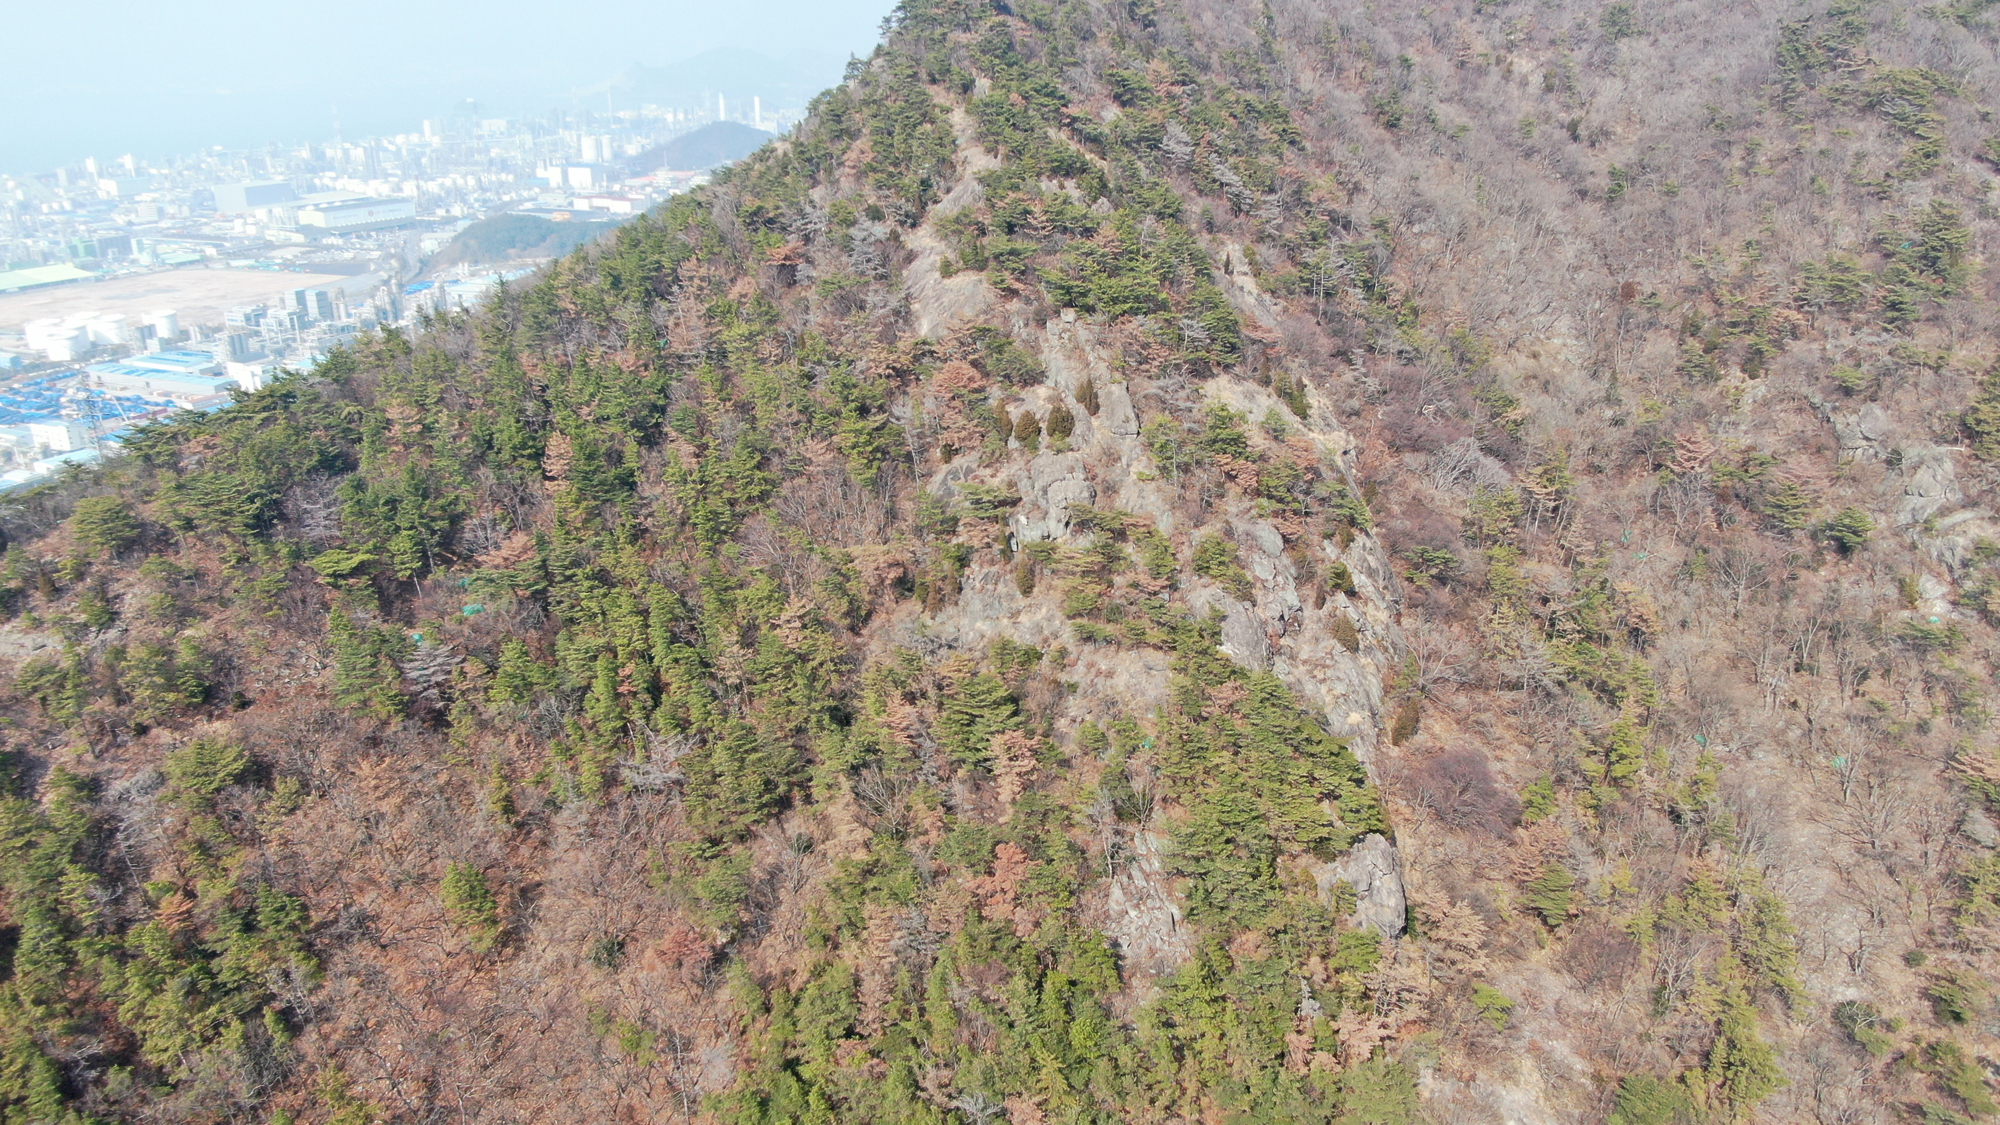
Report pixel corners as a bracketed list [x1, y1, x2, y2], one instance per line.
[32, 448, 101, 475]
[120, 349, 223, 377]
[83, 362, 238, 402]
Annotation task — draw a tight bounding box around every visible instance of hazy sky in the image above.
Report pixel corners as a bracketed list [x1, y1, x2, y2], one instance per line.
[1, 0, 897, 174]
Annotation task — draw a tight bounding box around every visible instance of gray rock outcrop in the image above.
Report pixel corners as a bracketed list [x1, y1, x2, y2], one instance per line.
[1894, 447, 1962, 526]
[1332, 833, 1407, 938]
[1829, 402, 1891, 461]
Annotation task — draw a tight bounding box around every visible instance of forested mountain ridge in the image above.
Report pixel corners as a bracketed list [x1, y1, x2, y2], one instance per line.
[3, 0, 2000, 1121]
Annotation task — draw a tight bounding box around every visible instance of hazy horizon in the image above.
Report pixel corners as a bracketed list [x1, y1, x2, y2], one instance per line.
[0, 0, 897, 175]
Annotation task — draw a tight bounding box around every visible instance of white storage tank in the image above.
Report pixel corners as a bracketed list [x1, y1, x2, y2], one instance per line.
[142, 309, 179, 341]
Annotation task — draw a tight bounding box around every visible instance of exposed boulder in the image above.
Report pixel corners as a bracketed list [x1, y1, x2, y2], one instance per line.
[1966, 807, 2000, 849]
[1331, 833, 1407, 938]
[1893, 447, 1962, 526]
[1011, 451, 1095, 543]
[1919, 509, 2000, 573]
[1829, 402, 1892, 460]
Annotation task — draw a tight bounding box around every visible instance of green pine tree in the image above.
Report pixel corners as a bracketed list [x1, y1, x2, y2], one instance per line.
[69, 497, 141, 557]
[327, 607, 405, 721]
[441, 863, 501, 950]
[1965, 367, 2000, 460]
[1705, 959, 1787, 1116]
[1823, 507, 1874, 554]
[1526, 861, 1578, 928]
[1605, 716, 1647, 784]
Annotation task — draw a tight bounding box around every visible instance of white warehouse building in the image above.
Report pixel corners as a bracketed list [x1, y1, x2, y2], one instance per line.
[298, 198, 416, 233]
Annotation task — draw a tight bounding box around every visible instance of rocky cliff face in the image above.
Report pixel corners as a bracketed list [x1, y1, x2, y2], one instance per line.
[915, 312, 1415, 945]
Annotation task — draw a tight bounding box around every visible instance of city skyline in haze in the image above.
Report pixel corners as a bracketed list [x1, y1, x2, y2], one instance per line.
[0, 0, 898, 175]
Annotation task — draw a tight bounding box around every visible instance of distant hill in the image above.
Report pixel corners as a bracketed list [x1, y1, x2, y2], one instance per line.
[605, 46, 847, 115]
[634, 122, 773, 172]
[424, 212, 613, 273]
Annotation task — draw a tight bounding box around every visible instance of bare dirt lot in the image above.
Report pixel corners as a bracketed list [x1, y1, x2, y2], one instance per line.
[0, 267, 365, 332]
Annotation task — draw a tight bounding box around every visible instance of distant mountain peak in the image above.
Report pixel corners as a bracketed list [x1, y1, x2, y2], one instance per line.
[634, 121, 773, 173]
[599, 46, 850, 110]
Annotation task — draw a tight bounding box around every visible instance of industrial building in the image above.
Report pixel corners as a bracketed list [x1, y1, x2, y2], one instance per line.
[297, 198, 416, 232]
[29, 448, 103, 477]
[290, 289, 335, 320]
[225, 361, 279, 391]
[0, 264, 93, 295]
[82, 362, 237, 401]
[24, 421, 86, 454]
[0, 421, 87, 465]
[576, 194, 640, 214]
[539, 164, 611, 190]
[96, 176, 151, 198]
[213, 180, 298, 213]
[122, 349, 223, 376]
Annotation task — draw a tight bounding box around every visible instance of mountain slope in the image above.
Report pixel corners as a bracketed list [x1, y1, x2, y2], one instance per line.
[425, 212, 612, 272]
[5, 0, 2000, 1122]
[636, 121, 778, 172]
